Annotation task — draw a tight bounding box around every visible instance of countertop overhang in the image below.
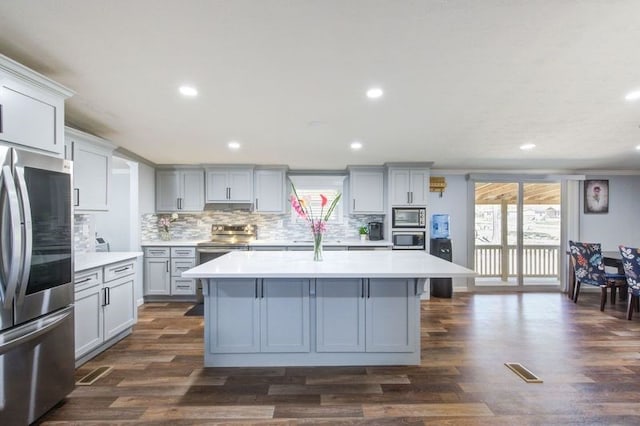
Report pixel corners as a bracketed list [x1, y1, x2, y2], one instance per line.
[75, 251, 143, 272]
[182, 250, 476, 279]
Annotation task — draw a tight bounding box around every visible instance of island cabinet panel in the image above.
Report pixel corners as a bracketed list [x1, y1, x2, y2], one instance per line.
[208, 279, 260, 353]
[366, 279, 415, 352]
[316, 279, 365, 352]
[260, 279, 310, 353]
[207, 279, 310, 354]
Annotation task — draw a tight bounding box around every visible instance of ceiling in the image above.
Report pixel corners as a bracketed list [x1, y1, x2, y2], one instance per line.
[1, 0, 640, 171]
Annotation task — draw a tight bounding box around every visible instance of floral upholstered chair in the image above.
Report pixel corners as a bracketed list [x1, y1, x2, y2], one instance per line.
[619, 245, 640, 320]
[568, 241, 626, 311]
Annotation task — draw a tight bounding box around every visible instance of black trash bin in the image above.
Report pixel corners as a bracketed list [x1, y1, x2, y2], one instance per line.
[430, 238, 453, 298]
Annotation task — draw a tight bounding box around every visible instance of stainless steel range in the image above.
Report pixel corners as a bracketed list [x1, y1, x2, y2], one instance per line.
[195, 224, 257, 302]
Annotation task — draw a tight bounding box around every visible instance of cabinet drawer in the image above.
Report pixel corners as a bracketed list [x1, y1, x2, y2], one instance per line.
[74, 268, 103, 292]
[171, 278, 196, 295]
[171, 247, 196, 258]
[171, 259, 195, 277]
[104, 259, 136, 282]
[144, 247, 171, 258]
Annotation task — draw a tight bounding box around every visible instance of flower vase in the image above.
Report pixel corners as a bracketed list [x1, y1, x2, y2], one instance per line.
[160, 230, 171, 241]
[313, 232, 324, 261]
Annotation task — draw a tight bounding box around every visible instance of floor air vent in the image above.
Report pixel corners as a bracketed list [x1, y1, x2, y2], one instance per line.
[505, 362, 543, 383]
[76, 366, 113, 386]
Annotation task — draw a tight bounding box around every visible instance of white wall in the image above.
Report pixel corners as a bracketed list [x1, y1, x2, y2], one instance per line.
[138, 162, 155, 214]
[428, 174, 470, 289]
[579, 175, 640, 251]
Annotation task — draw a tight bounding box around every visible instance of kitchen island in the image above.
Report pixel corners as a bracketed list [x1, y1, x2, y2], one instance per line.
[183, 250, 475, 367]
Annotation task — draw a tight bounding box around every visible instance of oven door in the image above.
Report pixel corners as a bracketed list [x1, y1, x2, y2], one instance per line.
[12, 149, 73, 324]
[196, 246, 247, 302]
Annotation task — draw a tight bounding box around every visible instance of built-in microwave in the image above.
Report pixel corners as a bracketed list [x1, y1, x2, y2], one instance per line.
[392, 231, 426, 250]
[392, 207, 426, 228]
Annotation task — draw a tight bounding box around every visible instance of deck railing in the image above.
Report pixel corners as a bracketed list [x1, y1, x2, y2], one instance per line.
[474, 244, 559, 277]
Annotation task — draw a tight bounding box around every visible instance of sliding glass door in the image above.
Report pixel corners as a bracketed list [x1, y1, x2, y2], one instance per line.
[473, 180, 561, 289]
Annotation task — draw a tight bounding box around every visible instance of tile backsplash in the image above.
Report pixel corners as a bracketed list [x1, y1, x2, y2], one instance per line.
[75, 210, 385, 253]
[141, 211, 384, 242]
[74, 214, 95, 253]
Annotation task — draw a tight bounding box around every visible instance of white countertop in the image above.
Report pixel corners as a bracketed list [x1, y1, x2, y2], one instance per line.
[249, 239, 392, 247]
[75, 251, 143, 272]
[141, 239, 391, 247]
[140, 240, 208, 247]
[182, 250, 476, 279]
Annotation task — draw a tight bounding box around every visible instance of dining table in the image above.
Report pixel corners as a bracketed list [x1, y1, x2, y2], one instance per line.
[567, 250, 625, 301]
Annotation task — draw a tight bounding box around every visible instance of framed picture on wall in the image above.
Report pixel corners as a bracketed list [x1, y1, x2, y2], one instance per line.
[584, 179, 609, 214]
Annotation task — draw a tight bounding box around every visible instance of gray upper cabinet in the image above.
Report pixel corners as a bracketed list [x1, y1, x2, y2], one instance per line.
[156, 168, 204, 212]
[65, 127, 114, 212]
[389, 168, 429, 206]
[254, 168, 286, 213]
[0, 55, 73, 156]
[205, 167, 253, 203]
[349, 167, 385, 214]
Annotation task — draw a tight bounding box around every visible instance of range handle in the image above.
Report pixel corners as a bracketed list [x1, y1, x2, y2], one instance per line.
[0, 165, 22, 309]
[14, 166, 33, 306]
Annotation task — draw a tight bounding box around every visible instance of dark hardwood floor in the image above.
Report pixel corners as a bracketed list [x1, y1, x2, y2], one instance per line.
[39, 292, 640, 425]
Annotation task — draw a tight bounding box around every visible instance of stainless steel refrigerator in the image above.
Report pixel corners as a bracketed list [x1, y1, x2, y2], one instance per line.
[0, 146, 75, 425]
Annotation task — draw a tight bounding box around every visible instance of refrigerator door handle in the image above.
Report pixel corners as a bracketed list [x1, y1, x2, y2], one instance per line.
[0, 165, 23, 309]
[0, 306, 73, 355]
[14, 166, 33, 306]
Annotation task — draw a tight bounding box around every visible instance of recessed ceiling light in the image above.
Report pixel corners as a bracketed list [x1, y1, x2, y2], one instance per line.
[179, 85, 198, 97]
[625, 90, 640, 101]
[366, 87, 383, 99]
[636, 144, 640, 151]
[520, 143, 536, 151]
[228, 141, 240, 150]
[350, 141, 363, 150]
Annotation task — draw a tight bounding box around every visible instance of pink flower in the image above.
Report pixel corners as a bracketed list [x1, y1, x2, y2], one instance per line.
[320, 194, 328, 207]
[290, 195, 307, 219]
[312, 221, 326, 235]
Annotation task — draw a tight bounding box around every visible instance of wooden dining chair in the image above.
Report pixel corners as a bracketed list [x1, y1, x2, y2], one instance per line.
[618, 245, 640, 320]
[568, 241, 626, 311]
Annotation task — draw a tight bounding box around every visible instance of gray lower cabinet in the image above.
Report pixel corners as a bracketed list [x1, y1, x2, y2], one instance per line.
[316, 278, 365, 352]
[365, 279, 415, 352]
[208, 278, 310, 354]
[74, 259, 137, 365]
[316, 278, 415, 353]
[144, 256, 171, 295]
[143, 246, 196, 297]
